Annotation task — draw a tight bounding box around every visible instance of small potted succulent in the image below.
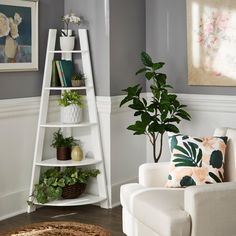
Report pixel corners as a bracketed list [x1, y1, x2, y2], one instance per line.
[28, 167, 100, 204]
[71, 72, 85, 87]
[59, 90, 84, 124]
[51, 129, 76, 160]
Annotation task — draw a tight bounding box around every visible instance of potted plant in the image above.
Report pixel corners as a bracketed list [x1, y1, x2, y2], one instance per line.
[51, 128, 76, 160]
[120, 52, 191, 163]
[59, 90, 84, 124]
[71, 72, 85, 87]
[28, 167, 100, 204]
[60, 12, 81, 51]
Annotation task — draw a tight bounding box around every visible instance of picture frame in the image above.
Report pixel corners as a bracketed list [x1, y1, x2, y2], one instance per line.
[0, 0, 38, 72]
[187, 0, 236, 86]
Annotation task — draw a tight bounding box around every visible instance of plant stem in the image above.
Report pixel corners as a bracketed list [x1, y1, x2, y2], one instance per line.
[156, 133, 164, 163]
[152, 133, 157, 162]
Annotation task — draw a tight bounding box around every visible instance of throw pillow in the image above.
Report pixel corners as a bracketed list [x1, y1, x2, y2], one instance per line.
[166, 134, 228, 188]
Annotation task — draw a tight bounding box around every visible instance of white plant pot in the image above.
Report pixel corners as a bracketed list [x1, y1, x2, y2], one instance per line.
[60, 36, 75, 51]
[61, 105, 82, 124]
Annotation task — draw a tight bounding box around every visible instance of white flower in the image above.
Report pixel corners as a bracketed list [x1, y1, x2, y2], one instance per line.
[14, 12, 22, 25]
[70, 15, 80, 24]
[9, 19, 19, 39]
[62, 12, 81, 25]
[0, 13, 10, 37]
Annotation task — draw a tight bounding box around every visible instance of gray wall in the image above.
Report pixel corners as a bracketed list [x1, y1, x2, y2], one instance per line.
[0, 0, 64, 99]
[146, 0, 236, 95]
[65, 0, 110, 96]
[65, 0, 146, 96]
[110, 0, 146, 95]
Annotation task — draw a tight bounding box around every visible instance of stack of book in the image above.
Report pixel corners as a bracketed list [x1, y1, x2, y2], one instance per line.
[51, 60, 74, 87]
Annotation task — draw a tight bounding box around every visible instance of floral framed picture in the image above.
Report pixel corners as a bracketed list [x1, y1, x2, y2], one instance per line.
[187, 0, 236, 86]
[0, 0, 38, 72]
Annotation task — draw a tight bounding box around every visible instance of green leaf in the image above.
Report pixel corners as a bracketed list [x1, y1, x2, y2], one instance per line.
[209, 150, 223, 168]
[219, 171, 224, 182]
[141, 51, 153, 67]
[174, 145, 189, 156]
[152, 62, 165, 70]
[134, 111, 143, 116]
[120, 95, 133, 107]
[170, 136, 177, 152]
[196, 149, 202, 166]
[180, 176, 196, 186]
[148, 122, 165, 133]
[135, 67, 147, 75]
[145, 72, 155, 80]
[176, 110, 191, 120]
[164, 124, 179, 133]
[209, 172, 222, 183]
[183, 142, 193, 157]
[128, 97, 145, 110]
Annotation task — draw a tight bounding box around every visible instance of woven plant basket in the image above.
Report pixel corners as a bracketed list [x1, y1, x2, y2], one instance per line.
[62, 183, 86, 199]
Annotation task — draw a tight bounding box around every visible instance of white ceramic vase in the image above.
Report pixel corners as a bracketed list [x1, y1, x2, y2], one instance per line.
[60, 36, 75, 51]
[61, 105, 81, 124]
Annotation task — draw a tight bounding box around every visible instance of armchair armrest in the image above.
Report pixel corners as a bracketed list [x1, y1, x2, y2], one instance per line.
[139, 162, 169, 187]
[184, 182, 236, 236]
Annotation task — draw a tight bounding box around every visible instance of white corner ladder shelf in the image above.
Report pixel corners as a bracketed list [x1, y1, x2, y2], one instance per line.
[27, 29, 108, 212]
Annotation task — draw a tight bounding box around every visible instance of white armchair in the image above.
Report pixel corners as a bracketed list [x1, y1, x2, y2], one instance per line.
[120, 127, 236, 236]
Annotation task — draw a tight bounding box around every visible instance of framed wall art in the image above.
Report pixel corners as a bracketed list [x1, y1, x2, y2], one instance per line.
[187, 0, 236, 86]
[0, 0, 38, 72]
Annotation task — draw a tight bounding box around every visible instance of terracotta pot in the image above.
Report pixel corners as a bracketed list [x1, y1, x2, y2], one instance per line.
[56, 147, 71, 160]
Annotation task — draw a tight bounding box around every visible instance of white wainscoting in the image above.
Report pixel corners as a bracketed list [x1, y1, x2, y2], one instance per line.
[1, 93, 235, 219]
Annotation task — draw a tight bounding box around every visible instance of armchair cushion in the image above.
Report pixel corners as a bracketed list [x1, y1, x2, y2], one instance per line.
[132, 188, 190, 236]
[184, 182, 236, 236]
[166, 134, 228, 187]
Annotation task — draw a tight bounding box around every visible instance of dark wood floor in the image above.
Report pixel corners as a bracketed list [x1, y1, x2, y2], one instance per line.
[0, 205, 125, 235]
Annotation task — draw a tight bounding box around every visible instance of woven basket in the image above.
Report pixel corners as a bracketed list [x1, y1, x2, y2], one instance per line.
[62, 183, 86, 199]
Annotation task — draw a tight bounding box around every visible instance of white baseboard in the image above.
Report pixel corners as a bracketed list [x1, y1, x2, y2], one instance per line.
[0, 190, 28, 221]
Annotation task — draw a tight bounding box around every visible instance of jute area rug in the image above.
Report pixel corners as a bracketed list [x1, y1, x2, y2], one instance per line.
[0, 221, 112, 236]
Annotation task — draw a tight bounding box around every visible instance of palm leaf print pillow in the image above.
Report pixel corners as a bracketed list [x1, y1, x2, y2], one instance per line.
[166, 134, 228, 188]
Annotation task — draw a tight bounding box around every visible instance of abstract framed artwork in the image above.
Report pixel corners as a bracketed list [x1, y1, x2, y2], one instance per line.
[0, 0, 38, 72]
[187, 0, 236, 86]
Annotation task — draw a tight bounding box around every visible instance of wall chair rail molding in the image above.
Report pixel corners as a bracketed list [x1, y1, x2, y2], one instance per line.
[0, 96, 58, 119]
[176, 93, 236, 113]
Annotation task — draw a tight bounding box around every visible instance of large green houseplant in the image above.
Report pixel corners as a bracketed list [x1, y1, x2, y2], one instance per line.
[120, 52, 191, 163]
[28, 167, 100, 204]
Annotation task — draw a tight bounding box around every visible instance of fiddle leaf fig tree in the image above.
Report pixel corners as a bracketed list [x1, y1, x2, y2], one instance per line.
[120, 52, 191, 163]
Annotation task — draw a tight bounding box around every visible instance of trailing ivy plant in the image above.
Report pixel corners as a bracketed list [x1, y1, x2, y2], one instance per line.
[120, 52, 191, 163]
[28, 167, 100, 204]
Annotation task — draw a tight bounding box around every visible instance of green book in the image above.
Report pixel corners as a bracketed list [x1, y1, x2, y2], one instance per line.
[56, 60, 74, 87]
[51, 60, 61, 87]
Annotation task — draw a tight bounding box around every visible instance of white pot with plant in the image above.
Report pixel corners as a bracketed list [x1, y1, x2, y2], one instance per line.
[60, 12, 81, 51]
[59, 90, 83, 124]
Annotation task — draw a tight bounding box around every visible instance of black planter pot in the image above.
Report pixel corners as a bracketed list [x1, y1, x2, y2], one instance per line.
[57, 147, 71, 160]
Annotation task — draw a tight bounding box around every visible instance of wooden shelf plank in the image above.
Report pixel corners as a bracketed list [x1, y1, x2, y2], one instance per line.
[33, 194, 106, 206]
[36, 158, 102, 167]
